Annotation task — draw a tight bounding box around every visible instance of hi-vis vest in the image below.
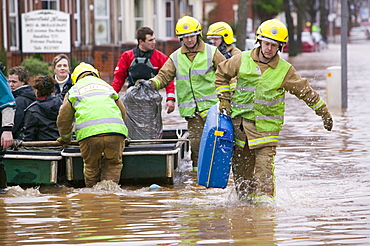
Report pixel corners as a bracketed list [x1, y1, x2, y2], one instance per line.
[232, 51, 291, 132]
[68, 76, 128, 141]
[170, 44, 219, 117]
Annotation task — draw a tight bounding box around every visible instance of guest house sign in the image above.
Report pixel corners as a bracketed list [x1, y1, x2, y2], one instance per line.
[21, 10, 71, 53]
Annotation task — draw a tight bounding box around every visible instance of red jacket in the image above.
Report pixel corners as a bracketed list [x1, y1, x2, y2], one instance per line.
[112, 49, 175, 101]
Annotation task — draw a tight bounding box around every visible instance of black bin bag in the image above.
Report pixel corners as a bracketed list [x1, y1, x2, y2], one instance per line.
[122, 80, 163, 139]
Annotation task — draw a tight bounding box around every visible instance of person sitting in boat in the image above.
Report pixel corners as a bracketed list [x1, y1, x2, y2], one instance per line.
[56, 62, 128, 188]
[20, 75, 63, 141]
[8, 66, 36, 139]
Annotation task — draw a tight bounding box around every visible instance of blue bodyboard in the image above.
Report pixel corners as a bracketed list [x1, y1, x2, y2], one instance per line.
[198, 104, 234, 188]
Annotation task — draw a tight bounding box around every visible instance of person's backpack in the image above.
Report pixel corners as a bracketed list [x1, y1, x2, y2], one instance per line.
[128, 57, 157, 85]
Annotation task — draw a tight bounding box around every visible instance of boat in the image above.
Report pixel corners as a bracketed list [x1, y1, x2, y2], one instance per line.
[2, 129, 190, 187]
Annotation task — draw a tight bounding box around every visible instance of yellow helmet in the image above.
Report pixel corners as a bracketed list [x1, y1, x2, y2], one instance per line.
[175, 16, 202, 38]
[71, 62, 100, 85]
[206, 22, 234, 45]
[256, 19, 288, 45]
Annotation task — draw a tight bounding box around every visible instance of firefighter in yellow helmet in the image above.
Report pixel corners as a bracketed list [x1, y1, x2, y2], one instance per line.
[207, 21, 241, 59]
[143, 16, 226, 171]
[57, 62, 128, 187]
[207, 21, 242, 92]
[215, 19, 333, 205]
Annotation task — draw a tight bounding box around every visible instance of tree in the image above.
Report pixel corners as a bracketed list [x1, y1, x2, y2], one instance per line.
[235, 0, 249, 50]
[253, 0, 285, 22]
[284, 0, 299, 56]
[319, 0, 328, 43]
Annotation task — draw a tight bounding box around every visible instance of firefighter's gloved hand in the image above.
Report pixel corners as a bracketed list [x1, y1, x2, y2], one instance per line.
[219, 99, 231, 115]
[322, 112, 333, 131]
[135, 79, 153, 88]
[12, 139, 23, 150]
[57, 137, 71, 147]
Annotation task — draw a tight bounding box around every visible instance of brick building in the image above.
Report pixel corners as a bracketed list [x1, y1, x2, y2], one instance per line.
[0, 0, 253, 82]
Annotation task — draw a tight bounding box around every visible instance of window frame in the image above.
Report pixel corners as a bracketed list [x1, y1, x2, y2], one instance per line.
[41, 0, 59, 10]
[94, 0, 110, 45]
[9, 0, 19, 51]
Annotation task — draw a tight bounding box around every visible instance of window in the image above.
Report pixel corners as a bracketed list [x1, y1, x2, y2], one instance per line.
[74, 0, 81, 46]
[94, 0, 110, 44]
[42, 0, 58, 10]
[117, 0, 124, 43]
[134, 0, 144, 30]
[165, 1, 174, 38]
[9, 0, 19, 51]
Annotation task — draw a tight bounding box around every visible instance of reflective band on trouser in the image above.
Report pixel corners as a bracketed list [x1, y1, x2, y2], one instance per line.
[248, 136, 279, 147]
[310, 98, 324, 110]
[234, 138, 246, 148]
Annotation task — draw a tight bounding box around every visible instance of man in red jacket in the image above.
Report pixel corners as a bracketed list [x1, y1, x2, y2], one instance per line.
[112, 27, 175, 113]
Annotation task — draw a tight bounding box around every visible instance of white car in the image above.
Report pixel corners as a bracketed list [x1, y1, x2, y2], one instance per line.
[349, 26, 370, 41]
[245, 39, 255, 51]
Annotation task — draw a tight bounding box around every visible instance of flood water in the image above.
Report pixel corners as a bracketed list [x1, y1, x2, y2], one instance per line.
[1, 40, 370, 245]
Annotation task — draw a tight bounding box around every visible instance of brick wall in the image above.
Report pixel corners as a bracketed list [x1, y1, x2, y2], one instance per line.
[5, 39, 181, 83]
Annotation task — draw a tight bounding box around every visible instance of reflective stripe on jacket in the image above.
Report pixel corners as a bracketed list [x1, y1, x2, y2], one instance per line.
[170, 44, 219, 117]
[232, 51, 291, 132]
[68, 76, 128, 141]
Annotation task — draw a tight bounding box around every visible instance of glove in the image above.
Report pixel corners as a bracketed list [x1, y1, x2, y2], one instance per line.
[57, 137, 71, 147]
[322, 112, 333, 131]
[135, 79, 153, 88]
[219, 99, 231, 115]
[12, 139, 23, 150]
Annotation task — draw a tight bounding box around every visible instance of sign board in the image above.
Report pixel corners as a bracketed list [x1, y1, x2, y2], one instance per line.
[21, 10, 71, 53]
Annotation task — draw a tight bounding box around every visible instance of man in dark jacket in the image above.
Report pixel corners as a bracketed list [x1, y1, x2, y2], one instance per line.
[8, 66, 36, 139]
[111, 27, 176, 114]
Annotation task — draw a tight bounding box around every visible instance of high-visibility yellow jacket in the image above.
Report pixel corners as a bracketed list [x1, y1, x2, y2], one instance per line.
[58, 76, 128, 141]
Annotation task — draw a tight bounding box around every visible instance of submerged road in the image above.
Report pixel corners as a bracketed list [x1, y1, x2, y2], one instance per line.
[0, 40, 369, 245]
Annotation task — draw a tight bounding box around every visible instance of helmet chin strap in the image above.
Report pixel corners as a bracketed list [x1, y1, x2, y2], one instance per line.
[260, 49, 270, 60]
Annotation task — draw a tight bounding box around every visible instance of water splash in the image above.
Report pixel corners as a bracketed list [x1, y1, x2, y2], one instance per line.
[91, 180, 124, 192]
[5, 185, 41, 197]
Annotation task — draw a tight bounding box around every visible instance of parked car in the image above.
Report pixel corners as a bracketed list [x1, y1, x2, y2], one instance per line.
[282, 33, 317, 53]
[302, 32, 320, 52]
[245, 38, 255, 50]
[349, 26, 370, 41]
[309, 31, 328, 50]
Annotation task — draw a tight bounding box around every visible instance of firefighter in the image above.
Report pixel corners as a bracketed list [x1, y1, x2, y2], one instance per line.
[144, 16, 226, 171]
[215, 19, 333, 204]
[207, 21, 241, 59]
[57, 62, 128, 188]
[207, 21, 242, 91]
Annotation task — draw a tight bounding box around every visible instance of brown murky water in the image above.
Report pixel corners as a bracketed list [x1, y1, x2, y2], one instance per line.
[1, 40, 369, 245]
